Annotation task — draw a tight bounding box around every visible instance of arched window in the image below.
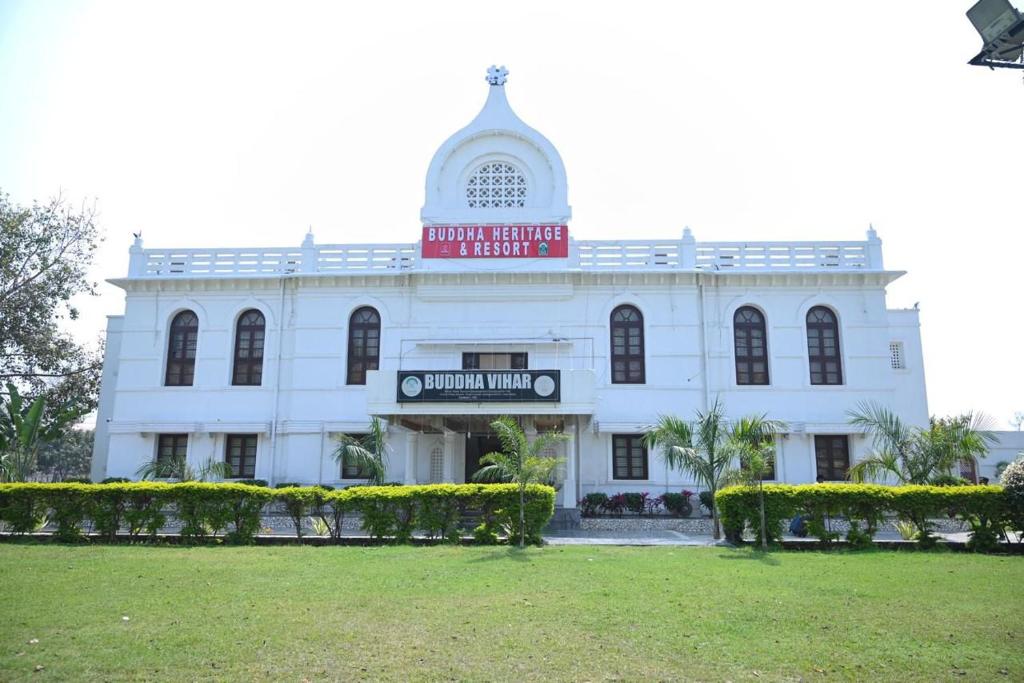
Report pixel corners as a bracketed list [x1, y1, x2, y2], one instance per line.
[466, 162, 527, 208]
[232, 309, 266, 386]
[165, 310, 199, 386]
[734, 307, 769, 385]
[610, 305, 645, 384]
[347, 306, 380, 385]
[806, 306, 842, 385]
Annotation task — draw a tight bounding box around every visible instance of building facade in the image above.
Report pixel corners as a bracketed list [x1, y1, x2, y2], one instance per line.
[91, 67, 933, 511]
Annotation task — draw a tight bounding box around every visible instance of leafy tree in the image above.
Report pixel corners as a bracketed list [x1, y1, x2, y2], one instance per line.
[472, 416, 566, 548]
[333, 416, 390, 486]
[0, 191, 103, 419]
[0, 382, 85, 482]
[645, 401, 783, 541]
[847, 402, 996, 485]
[36, 428, 93, 481]
[136, 454, 232, 481]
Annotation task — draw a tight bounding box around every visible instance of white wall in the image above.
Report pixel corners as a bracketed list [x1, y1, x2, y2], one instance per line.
[93, 268, 929, 496]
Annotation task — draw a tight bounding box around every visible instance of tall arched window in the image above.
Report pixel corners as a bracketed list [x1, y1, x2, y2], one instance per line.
[610, 305, 645, 384]
[347, 306, 380, 385]
[806, 306, 842, 385]
[734, 306, 769, 385]
[165, 310, 199, 386]
[232, 309, 266, 386]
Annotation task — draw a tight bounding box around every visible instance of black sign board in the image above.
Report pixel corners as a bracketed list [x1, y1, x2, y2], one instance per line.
[396, 370, 560, 403]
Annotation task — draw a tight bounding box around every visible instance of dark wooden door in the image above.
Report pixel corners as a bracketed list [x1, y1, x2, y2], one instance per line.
[465, 434, 503, 482]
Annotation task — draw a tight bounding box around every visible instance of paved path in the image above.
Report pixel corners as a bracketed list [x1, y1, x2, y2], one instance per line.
[544, 529, 726, 546]
[543, 529, 1018, 547]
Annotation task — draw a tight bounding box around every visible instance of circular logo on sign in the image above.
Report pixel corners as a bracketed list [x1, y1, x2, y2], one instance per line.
[534, 374, 556, 398]
[401, 376, 423, 397]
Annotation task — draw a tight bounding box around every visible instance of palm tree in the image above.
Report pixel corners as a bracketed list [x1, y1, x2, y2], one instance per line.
[645, 403, 785, 542]
[847, 402, 996, 485]
[472, 416, 566, 548]
[0, 382, 82, 482]
[643, 400, 735, 539]
[726, 415, 786, 549]
[136, 454, 232, 481]
[333, 416, 390, 486]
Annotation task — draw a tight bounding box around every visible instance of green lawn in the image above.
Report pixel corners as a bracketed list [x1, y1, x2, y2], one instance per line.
[0, 545, 1020, 681]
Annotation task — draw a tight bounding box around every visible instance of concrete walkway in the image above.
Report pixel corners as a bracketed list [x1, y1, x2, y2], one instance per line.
[544, 529, 726, 546]
[543, 529, 1020, 547]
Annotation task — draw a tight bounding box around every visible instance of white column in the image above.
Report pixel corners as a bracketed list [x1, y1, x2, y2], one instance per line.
[442, 431, 456, 482]
[404, 432, 418, 485]
[127, 235, 145, 276]
[562, 420, 577, 508]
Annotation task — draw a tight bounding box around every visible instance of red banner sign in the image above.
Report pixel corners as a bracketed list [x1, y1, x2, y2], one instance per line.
[421, 225, 569, 259]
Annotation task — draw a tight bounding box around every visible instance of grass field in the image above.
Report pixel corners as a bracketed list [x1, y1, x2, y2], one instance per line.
[0, 545, 1020, 681]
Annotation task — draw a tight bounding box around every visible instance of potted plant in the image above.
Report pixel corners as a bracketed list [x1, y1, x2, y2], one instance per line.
[659, 491, 694, 518]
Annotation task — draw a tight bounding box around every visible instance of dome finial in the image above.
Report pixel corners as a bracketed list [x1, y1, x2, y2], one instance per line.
[486, 65, 508, 86]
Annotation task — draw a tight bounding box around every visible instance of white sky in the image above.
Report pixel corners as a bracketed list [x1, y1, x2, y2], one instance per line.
[1, 1, 1021, 426]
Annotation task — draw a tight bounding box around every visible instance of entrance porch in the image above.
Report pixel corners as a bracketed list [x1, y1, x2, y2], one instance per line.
[383, 414, 583, 510]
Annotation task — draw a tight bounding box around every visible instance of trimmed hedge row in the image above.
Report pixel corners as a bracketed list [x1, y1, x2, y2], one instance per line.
[0, 482, 556, 546]
[716, 483, 1022, 551]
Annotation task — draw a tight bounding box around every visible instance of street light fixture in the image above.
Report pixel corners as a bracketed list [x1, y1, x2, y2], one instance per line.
[967, 0, 1024, 69]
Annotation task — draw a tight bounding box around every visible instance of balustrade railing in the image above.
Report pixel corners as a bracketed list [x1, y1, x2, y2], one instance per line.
[131, 234, 882, 277]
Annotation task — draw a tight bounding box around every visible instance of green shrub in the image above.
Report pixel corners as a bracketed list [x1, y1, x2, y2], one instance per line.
[717, 483, 1015, 551]
[0, 482, 556, 546]
[274, 486, 318, 540]
[0, 483, 52, 534]
[698, 490, 715, 515]
[579, 493, 607, 517]
[309, 485, 348, 543]
[660, 492, 693, 517]
[622, 492, 646, 515]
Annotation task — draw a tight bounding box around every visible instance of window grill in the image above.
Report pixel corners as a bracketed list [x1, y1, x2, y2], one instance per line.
[889, 342, 905, 370]
[429, 447, 444, 483]
[466, 163, 527, 208]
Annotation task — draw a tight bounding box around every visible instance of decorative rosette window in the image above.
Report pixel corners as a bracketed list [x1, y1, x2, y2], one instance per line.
[466, 162, 527, 208]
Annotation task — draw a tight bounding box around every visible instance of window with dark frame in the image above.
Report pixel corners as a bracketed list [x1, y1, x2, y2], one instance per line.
[462, 352, 528, 370]
[340, 433, 371, 479]
[225, 434, 257, 479]
[346, 307, 380, 385]
[232, 309, 266, 386]
[959, 458, 978, 484]
[610, 305, 645, 384]
[814, 435, 850, 481]
[734, 306, 769, 385]
[806, 306, 843, 385]
[612, 434, 648, 480]
[156, 434, 188, 464]
[165, 310, 199, 386]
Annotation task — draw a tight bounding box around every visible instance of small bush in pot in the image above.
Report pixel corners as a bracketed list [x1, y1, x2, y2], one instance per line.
[660, 491, 694, 517]
[622, 492, 647, 515]
[579, 492, 607, 518]
[602, 493, 627, 517]
[698, 490, 714, 517]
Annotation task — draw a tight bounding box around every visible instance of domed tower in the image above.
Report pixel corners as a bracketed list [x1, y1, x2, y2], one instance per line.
[421, 66, 571, 228]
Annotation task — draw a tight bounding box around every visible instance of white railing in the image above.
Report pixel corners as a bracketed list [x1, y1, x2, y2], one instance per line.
[142, 248, 304, 276]
[576, 240, 681, 269]
[694, 241, 870, 271]
[316, 243, 417, 272]
[130, 234, 882, 277]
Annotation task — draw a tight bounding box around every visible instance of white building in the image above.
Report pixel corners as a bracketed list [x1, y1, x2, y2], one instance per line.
[92, 66, 938, 518]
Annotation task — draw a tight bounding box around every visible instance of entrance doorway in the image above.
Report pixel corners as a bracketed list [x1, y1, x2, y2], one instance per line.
[465, 433, 503, 482]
